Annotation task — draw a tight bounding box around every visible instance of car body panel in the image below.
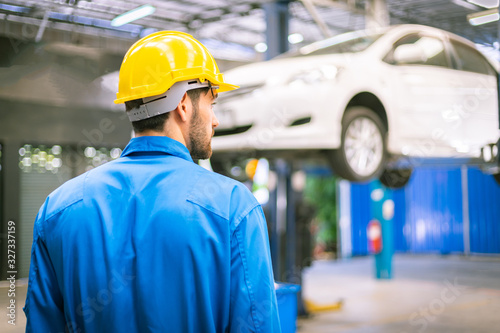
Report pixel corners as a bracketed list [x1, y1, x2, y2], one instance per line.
[212, 24, 499, 168]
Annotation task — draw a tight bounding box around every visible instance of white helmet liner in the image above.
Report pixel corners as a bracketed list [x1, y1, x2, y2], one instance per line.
[127, 79, 217, 122]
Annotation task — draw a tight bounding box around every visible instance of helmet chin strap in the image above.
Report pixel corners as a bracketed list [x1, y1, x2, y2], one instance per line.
[127, 79, 218, 122]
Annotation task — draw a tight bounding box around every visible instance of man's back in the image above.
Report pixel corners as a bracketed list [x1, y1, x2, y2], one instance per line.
[24, 136, 280, 332]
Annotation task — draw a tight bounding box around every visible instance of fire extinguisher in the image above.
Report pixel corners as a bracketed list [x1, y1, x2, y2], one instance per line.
[367, 219, 382, 254]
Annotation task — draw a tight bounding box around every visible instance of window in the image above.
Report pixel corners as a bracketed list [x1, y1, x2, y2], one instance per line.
[450, 40, 496, 76]
[384, 34, 450, 68]
[281, 32, 383, 58]
[301, 34, 383, 56]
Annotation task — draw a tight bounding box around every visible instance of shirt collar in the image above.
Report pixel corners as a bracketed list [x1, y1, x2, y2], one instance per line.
[121, 136, 193, 163]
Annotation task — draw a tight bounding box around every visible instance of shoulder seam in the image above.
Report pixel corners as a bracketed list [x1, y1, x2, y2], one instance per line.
[233, 203, 260, 233]
[43, 172, 88, 222]
[44, 197, 83, 222]
[186, 199, 229, 221]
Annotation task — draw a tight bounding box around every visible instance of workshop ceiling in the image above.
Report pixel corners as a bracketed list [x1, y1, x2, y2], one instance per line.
[0, 0, 498, 62]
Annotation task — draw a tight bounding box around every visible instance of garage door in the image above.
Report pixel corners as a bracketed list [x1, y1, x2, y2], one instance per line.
[18, 145, 71, 278]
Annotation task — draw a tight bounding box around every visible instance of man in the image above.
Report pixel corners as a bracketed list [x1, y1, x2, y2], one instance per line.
[24, 31, 281, 332]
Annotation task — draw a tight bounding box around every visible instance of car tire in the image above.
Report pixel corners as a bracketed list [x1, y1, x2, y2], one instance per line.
[330, 106, 387, 182]
[210, 158, 232, 177]
[210, 157, 251, 182]
[379, 168, 413, 189]
[493, 173, 500, 186]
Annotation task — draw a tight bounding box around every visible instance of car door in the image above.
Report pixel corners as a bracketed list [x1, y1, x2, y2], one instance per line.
[447, 39, 499, 155]
[383, 32, 463, 158]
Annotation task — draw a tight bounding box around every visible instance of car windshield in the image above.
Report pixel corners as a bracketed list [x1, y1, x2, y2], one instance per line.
[282, 31, 384, 58]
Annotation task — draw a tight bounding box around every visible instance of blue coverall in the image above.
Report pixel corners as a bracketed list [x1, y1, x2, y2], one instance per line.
[24, 136, 281, 332]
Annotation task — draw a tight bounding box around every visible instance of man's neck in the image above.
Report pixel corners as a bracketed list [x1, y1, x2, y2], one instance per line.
[134, 127, 188, 149]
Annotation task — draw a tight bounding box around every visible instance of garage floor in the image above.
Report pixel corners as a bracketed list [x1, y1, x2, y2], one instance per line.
[1, 255, 499, 332]
[298, 255, 500, 333]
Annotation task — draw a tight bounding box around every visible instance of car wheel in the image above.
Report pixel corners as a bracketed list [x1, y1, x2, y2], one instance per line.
[379, 168, 413, 189]
[330, 106, 386, 182]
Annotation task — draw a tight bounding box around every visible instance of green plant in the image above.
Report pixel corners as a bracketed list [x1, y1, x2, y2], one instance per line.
[304, 175, 338, 252]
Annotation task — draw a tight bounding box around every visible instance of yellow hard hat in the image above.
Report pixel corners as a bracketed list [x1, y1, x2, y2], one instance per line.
[114, 31, 239, 104]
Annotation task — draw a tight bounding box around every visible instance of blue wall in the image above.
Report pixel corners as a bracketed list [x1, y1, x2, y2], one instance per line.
[350, 181, 370, 256]
[468, 168, 500, 254]
[405, 168, 464, 254]
[350, 167, 500, 256]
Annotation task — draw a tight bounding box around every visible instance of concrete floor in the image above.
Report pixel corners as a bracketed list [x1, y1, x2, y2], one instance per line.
[297, 255, 500, 333]
[1, 254, 499, 332]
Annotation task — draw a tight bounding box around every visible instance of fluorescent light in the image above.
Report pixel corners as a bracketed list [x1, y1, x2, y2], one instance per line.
[467, 0, 499, 8]
[467, 8, 499, 25]
[469, 12, 499, 25]
[255, 43, 268, 53]
[0, 3, 30, 13]
[468, 8, 499, 25]
[288, 33, 304, 44]
[453, 0, 484, 10]
[111, 4, 155, 27]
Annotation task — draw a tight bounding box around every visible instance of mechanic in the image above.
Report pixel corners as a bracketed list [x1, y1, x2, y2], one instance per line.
[24, 31, 281, 332]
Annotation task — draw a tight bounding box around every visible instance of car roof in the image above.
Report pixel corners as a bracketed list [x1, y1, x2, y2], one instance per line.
[276, 24, 498, 69]
[277, 26, 393, 58]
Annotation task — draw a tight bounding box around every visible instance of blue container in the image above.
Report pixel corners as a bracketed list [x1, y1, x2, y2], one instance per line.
[275, 283, 301, 333]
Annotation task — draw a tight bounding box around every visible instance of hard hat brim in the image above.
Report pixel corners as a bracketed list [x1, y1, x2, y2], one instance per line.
[216, 82, 240, 94]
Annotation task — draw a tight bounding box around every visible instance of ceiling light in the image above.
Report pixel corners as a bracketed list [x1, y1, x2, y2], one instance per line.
[452, 0, 484, 10]
[288, 33, 304, 44]
[255, 43, 268, 53]
[0, 3, 30, 13]
[111, 4, 155, 27]
[467, 0, 499, 8]
[467, 8, 499, 25]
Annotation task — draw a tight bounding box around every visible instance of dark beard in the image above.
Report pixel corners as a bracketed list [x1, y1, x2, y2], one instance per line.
[188, 104, 212, 160]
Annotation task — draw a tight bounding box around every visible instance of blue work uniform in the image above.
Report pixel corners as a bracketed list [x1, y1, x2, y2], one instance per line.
[24, 136, 281, 333]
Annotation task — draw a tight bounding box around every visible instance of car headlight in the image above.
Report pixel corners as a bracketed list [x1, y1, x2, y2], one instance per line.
[287, 64, 341, 87]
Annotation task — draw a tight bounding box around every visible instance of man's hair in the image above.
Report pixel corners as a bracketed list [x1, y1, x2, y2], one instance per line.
[125, 87, 210, 133]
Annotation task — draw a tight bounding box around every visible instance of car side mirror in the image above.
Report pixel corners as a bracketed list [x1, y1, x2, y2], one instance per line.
[393, 44, 428, 64]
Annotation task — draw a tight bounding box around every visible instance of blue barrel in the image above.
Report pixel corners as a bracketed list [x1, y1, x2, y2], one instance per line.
[275, 283, 301, 333]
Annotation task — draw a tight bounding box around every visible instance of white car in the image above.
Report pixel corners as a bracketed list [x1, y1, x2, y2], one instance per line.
[211, 24, 500, 187]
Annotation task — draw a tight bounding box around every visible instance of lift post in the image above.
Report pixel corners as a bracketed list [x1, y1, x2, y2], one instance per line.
[270, 159, 298, 281]
[370, 180, 394, 279]
[268, 159, 309, 316]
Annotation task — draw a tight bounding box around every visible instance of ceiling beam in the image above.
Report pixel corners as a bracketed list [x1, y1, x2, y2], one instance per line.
[0, 13, 135, 54]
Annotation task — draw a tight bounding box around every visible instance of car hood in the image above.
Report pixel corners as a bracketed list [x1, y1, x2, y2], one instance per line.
[223, 53, 356, 88]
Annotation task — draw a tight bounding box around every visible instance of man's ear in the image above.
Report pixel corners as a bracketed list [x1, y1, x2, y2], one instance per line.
[175, 92, 190, 122]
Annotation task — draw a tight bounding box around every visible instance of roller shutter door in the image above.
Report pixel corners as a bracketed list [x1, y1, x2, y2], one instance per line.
[19, 170, 70, 278]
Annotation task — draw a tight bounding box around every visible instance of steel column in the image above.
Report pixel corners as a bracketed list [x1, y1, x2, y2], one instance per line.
[263, 1, 290, 60]
[497, 17, 500, 168]
[365, 0, 389, 29]
[285, 163, 296, 282]
[268, 163, 280, 278]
